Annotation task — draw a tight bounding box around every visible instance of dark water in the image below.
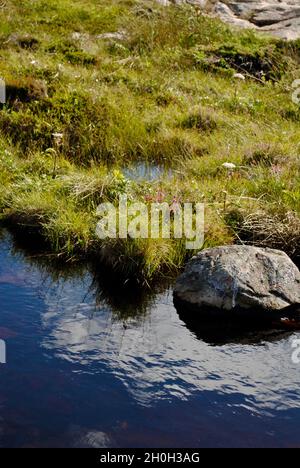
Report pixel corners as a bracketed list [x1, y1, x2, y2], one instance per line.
[0, 231, 300, 448]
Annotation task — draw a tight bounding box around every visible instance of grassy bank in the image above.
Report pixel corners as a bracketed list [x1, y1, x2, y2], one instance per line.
[0, 0, 300, 282]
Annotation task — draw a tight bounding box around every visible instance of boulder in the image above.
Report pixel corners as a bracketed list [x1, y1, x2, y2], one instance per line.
[213, 2, 257, 29]
[211, 1, 300, 40]
[261, 17, 300, 41]
[174, 245, 300, 320]
[156, 1, 300, 40]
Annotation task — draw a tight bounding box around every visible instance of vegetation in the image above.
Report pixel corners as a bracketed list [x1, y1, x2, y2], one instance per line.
[0, 0, 299, 282]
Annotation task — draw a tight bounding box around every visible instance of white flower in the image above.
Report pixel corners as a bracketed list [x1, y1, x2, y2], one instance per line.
[222, 162, 236, 170]
[233, 73, 246, 81]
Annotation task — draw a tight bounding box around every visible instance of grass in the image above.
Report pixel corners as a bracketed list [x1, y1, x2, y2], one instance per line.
[0, 0, 299, 282]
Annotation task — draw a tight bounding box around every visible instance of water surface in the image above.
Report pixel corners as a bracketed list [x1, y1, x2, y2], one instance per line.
[0, 231, 300, 448]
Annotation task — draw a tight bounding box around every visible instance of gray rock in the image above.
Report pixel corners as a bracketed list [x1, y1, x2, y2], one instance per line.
[158, 1, 300, 40]
[96, 30, 127, 41]
[213, 2, 257, 29]
[261, 16, 300, 40]
[174, 245, 300, 316]
[211, 1, 300, 40]
[157, 0, 208, 6]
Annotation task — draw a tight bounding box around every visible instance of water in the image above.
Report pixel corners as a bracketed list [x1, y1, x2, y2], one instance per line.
[122, 162, 173, 182]
[0, 231, 300, 448]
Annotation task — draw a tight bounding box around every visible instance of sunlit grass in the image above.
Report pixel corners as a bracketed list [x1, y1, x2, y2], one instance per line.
[0, 0, 299, 281]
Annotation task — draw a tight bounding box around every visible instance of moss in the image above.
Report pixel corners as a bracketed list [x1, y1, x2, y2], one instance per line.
[47, 40, 97, 65]
[64, 50, 97, 65]
[216, 44, 286, 80]
[193, 42, 288, 80]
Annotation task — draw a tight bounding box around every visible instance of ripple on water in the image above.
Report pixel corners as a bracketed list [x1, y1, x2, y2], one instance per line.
[0, 231, 300, 447]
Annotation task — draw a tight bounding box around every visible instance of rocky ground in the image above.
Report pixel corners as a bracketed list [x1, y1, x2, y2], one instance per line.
[165, 1, 300, 40]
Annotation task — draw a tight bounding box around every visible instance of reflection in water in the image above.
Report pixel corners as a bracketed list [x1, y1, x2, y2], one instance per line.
[122, 162, 172, 182]
[176, 309, 294, 346]
[0, 230, 300, 447]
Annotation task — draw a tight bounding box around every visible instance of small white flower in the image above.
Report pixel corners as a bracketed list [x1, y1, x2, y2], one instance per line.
[233, 73, 246, 81]
[222, 162, 236, 170]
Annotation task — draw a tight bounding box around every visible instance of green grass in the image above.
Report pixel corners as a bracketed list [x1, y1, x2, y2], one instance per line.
[0, 0, 299, 282]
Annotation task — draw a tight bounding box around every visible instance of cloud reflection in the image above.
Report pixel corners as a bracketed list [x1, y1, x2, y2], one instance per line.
[39, 276, 300, 411]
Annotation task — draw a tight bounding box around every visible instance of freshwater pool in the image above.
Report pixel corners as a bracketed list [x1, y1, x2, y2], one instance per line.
[0, 231, 300, 448]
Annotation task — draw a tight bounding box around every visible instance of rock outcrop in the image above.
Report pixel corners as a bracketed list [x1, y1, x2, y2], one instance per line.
[212, 1, 300, 40]
[158, 1, 300, 40]
[174, 245, 300, 320]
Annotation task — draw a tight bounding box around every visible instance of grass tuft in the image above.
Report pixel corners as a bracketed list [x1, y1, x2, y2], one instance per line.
[0, 0, 299, 282]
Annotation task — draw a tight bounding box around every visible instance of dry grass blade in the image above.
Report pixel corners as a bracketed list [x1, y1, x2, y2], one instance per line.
[239, 211, 300, 259]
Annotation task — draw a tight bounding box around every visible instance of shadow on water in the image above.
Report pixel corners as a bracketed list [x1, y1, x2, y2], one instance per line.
[90, 267, 171, 319]
[176, 309, 293, 346]
[174, 293, 300, 346]
[1, 226, 169, 320]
